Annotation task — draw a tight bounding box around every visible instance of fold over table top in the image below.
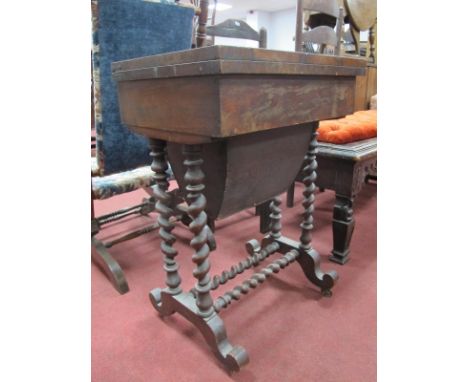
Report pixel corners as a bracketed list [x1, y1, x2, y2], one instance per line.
[112, 46, 367, 143]
[112, 45, 366, 80]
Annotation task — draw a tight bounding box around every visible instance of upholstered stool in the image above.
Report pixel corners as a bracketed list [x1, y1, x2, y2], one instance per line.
[258, 110, 377, 264]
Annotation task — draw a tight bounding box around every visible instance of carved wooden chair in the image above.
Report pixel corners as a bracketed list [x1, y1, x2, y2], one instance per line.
[91, 0, 195, 294]
[205, 19, 267, 48]
[295, 0, 344, 54]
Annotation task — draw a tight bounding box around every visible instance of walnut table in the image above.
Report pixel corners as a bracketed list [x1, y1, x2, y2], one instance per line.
[112, 46, 366, 372]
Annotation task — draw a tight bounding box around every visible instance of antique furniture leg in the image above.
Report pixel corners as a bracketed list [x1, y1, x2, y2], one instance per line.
[91, 188, 188, 294]
[148, 139, 182, 313]
[91, 236, 129, 294]
[262, 125, 338, 297]
[329, 194, 355, 265]
[149, 143, 248, 372]
[255, 200, 271, 234]
[286, 181, 295, 207]
[296, 127, 337, 296]
[91, 189, 129, 294]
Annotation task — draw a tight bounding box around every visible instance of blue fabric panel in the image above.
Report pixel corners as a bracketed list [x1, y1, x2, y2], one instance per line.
[96, 0, 194, 175]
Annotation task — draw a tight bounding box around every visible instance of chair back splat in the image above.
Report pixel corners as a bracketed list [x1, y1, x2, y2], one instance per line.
[205, 19, 267, 48]
[295, 0, 344, 54]
[196, 3, 267, 49]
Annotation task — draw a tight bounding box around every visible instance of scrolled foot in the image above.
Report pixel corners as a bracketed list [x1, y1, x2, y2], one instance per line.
[162, 293, 249, 372]
[297, 248, 338, 293]
[225, 346, 249, 372]
[245, 239, 261, 256]
[149, 288, 175, 316]
[203, 313, 250, 372]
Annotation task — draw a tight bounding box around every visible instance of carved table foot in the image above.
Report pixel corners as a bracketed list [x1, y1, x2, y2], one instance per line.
[262, 235, 338, 297]
[297, 248, 337, 297]
[154, 290, 249, 371]
[329, 194, 355, 265]
[149, 287, 177, 316]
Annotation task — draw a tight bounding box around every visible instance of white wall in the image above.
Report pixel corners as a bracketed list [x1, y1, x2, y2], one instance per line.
[211, 7, 297, 51]
[267, 8, 296, 51]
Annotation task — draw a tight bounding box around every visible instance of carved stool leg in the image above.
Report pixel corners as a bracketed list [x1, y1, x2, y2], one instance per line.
[148, 139, 182, 316]
[297, 125, 338, 296]
[329, 194, 355, 265]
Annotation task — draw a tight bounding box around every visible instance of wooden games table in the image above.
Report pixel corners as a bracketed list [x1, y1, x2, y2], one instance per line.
[112, 46, 366, 372]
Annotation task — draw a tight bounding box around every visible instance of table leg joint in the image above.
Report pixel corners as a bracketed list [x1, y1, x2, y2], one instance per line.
[263, 235, 338, 296]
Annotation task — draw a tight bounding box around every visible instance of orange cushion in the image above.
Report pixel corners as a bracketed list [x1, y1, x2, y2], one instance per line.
[317, 110, 377, 144]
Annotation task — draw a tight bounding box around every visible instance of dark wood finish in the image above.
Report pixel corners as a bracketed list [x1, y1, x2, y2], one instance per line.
[168, 125, 310, 219]
[149, 143, 250, 371]
[113, 46, 365, 145]
[114, 46, 363, 371]
[112, 45, 366, 72]
[150, 139, 183, 296]
[331, 195, 355, 264]
[280, 138, 377, 264]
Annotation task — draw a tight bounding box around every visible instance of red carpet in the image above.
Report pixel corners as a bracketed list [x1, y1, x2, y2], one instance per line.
[92, 183, 376, 381]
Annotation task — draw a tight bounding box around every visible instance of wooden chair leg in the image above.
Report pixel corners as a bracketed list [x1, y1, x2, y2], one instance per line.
[91, 236, 129, 294]
[329, 194, 355, 265]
